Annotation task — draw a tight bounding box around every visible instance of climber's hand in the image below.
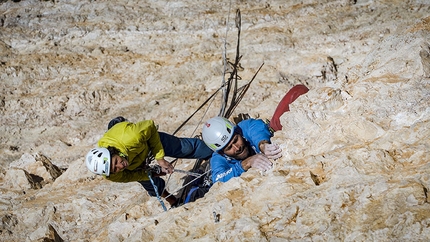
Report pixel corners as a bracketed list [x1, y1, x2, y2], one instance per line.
[261, 143, 282, 160]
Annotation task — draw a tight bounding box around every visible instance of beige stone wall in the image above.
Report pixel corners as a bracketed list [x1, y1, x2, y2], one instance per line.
[0, 0, 429, 241]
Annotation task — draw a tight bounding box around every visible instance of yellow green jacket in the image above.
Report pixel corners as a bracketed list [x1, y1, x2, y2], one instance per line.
[97, 120, 165, 182]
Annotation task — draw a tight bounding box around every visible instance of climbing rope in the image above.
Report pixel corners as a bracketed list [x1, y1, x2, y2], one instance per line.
[154, 8, 263, 211]
[147, 171, 168, 212]
[173, 169, 203, 178]
[163, 169, 212, 201]
[147, 164, 202, 177]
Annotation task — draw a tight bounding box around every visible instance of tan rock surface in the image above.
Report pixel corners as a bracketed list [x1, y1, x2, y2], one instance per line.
[0, 0, 429, 241]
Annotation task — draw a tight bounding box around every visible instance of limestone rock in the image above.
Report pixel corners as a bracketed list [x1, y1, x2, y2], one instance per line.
[0, 0, 429, 241]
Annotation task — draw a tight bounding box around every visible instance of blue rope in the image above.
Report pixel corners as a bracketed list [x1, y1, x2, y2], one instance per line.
[147, 171, 167, 211]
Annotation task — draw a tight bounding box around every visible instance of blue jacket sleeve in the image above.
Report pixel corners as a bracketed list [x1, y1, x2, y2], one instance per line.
[210, 153, 245, 183]
[238, 119, 273, 153]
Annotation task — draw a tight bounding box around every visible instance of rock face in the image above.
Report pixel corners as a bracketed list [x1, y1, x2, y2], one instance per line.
[1, 0, 429, 241]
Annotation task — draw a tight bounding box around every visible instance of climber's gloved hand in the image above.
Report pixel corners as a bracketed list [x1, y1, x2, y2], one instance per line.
[242, 154, 273, 171]
[261, 143, 282, 160]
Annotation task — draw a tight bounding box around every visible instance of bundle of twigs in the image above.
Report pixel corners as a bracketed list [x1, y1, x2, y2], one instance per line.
[166, 9, 264, 207]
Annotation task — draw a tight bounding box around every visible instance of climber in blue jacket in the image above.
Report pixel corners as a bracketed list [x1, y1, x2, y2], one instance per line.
[202, 84, 309, 183]
[202, 117, 282, 183]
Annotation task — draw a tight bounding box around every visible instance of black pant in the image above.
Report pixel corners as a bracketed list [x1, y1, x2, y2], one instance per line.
[139, 133, 213, 197]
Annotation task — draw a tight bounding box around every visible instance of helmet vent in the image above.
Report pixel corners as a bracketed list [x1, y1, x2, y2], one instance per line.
[97, 153, 102, 158]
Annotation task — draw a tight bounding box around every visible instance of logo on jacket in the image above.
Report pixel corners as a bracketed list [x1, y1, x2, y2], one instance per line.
[215, 168, 233, 181]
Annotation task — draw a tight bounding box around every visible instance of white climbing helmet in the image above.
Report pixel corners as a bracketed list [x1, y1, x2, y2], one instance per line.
[202, 116, 235, 151]
[85, 148, 111, 176]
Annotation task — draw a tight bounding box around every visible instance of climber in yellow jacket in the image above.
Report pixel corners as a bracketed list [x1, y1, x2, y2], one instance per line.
[86, 118, 213, 208]
[98, 120, 173, 180]
[86, 120, 177, 207]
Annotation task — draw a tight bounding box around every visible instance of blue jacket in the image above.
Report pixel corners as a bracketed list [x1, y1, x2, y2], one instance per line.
[210, 119, 273, 183]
